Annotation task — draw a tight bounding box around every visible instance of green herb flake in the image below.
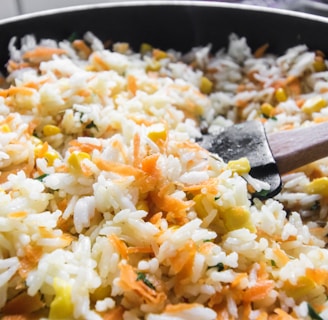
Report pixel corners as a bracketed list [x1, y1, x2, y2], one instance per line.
[68, 32, 78, 42]
[208, 262, 224, 271]
[86, 121, 98, 130]
[136, 272, 156, 290]
[253, 189, 270, 198]
[214, 196, 220, 201]
[311, 201, 321, 211]
[34, 174, 49, 181]
[270, 260, 277, 267]
[308, 303, 324, 320]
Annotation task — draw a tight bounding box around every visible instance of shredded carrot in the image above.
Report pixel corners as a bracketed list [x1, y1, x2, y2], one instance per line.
[149, 212, 162, 226]
[182, 178, 218, 194]
[243, 280, 275, 302]
[111, 139, 128, 163]
[141, 153, 160, 176]
[314, 116, 328, 123]
[4, 86, 35, 97]
[93, 157, 143, 177]
[164, 303, 202, 313]
[108, 234, 128, 259]
[280, 123, 294, 131]
[235, 99, 249, 108]
[23, 47, 67, 63]
[169, 240, 196, 277]
[257, 311, 269, 320]
[127, 114, 154, 126]
[101, 306, 124, 320]
[8, 211, 27, 219]
[306, 268, 328, 287]
[150, 183, 193, 225]
[231, 272, 248, 288]
[242, 301, 252, 320]
[257, 261, 269, 280]
[254, 43, 269, 58]
[76, 88, 91, 97]
[7, 60, 30, 72]
[273, 247, 290, 266]
[92, 53, 110, 70]
[198, 241, 216, 255]
[118, 263, 166, 304]
[272, 308, 298, 320]
[72, 39, 92, 58]
[1, 292, 44, 315]
[69, 140, 103, 153]
[35, 141, 49, 158]
[286, 76, 301, 96]
[18, 245, 43, 279]
[127, 246, 153, 255]
[133, 132, 141, 167]
[127, 74, 137, 96]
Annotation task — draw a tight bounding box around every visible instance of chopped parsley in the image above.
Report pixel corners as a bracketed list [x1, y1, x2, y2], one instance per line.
[136, 272, 156, 290]
[311, 201, 321, 211]
[253, 189, 270, 198]
[68, 32, 78, 42]
[308, 303, 324, 320]
[208, 262, 224, 271]
[86, 121, 98, 130]
[270, 260, 277, 267]
[34, 174, 49, 181]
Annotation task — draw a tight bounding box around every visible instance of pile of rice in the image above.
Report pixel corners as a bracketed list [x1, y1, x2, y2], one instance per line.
[0, 31, 328, 319]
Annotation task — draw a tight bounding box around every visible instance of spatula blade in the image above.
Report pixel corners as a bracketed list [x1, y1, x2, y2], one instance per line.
[199, 121, 282, 199]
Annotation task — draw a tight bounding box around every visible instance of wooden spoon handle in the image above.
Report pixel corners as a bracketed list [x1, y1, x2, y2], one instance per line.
[267, 122, 328, 175]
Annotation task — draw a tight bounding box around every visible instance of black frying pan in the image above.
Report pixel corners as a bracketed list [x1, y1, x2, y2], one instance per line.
[0, 1, 328, 74]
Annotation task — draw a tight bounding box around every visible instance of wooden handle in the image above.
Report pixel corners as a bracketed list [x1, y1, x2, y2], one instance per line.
[267, 122, 328, 175]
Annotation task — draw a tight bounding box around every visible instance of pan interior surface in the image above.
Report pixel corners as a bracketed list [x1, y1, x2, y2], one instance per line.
[0, 1, 328, 70]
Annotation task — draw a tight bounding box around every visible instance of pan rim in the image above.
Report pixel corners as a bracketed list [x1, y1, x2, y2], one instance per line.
[1, 0, 328, 26]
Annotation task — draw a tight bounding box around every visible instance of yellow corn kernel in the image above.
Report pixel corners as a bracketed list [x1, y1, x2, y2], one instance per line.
[113, 42, 129, 54]
[153, 49, 168, 60]
[275, 87, 288, 102]
[146, 60, 161, 72]
[43, 124, 61, 136]
[136, 199, 149, 212]
[221, 206, 255, 232]
[90, 285, 111, 303]
[227, 157, 251, 175]
[283, 276, 316, 300]
[313, 56, 326, 72]
[44, 151, 59, 166]
[199, 76, 213, 94]
[0, 124, 11, 133]
[68, 151, 91, 172]
[260, 102, 274, 118]
[49, 278, 74, 319]
[140, 43, 153, 55]
[301, 96, 327, 114]
[193, 194, 208, 219]
[147, 123, 167, 142]
[306, 177, 328, 197]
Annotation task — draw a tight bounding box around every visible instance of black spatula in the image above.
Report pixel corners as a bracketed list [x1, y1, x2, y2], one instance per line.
[198, 120, 328, 199]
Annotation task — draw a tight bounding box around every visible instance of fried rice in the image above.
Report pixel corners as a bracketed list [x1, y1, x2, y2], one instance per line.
[0, 31, 328, 319]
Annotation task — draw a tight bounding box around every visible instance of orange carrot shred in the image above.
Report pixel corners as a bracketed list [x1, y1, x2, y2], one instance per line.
[243, 280, 275, 302]
[23, 47, 67, 63]
[1, 292, 44, 315]
[127, 74, 137, 96]
[119, 263, 166, 304]
[254, 43, 269, 58]
[102, 306, 124, 320]
[108, 234, 128, 259]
